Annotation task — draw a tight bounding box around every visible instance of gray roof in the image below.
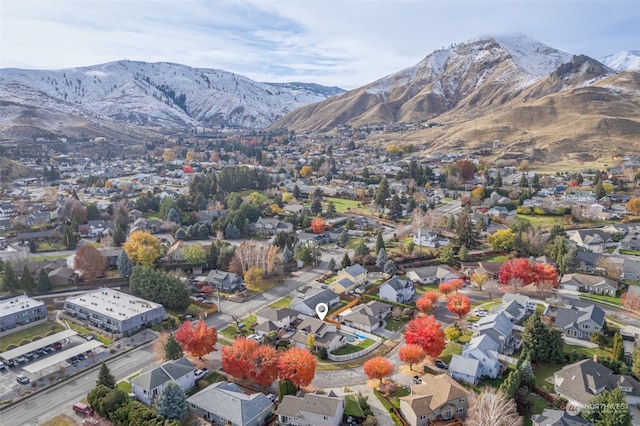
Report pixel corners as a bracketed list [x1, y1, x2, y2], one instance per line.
[130, 357, 194, 391]
[343, 263, 367, 278]
[291, 288, 339, 311]
[531, 408, 593, 426]
[449, 354, 479, 377]
[382, 276, 413, 291]
[560, 273, 618, 291]
[555, 305, 605, 330]
[276, 392, 343, 419]
[255, 307, 298, 322]
[188, 381, 273, 425]
[476, 311, 513, 338]
[463, 334, 499, 356]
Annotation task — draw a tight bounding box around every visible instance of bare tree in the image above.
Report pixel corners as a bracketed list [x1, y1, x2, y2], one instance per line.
[595, 256, 623, 280]
[523, 226, 548, 256]
[466, 387, 523, 426]
[485, 279, 500, 300]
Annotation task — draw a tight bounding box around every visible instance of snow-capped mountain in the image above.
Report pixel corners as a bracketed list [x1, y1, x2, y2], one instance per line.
[0, 60, 344, 134]
[601, 50, 640, 71]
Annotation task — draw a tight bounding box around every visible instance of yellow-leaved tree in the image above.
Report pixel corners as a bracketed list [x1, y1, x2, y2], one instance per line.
[122, 231, 162, 267]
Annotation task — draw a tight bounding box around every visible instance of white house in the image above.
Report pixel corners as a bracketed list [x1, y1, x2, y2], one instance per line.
[379, 276, 416, 304]
[130, 357, 195, 405]
[449, 354, 481, 384]
[461, 335, 502, 379]
[276, 391, 344, 426]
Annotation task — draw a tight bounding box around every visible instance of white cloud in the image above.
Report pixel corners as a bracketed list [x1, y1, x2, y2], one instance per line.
[1, 0, 638, 89]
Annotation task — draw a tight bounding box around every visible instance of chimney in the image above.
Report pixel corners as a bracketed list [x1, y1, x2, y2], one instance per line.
[593, 353, 598, 363]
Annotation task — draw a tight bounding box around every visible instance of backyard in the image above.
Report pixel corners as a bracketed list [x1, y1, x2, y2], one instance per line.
[331, 337, 376, 356]
[0, 322, 65, 351]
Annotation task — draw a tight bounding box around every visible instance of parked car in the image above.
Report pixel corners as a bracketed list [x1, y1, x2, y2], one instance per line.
[435, 360, 449, 370]
[16, 356, 26, 364]
[52, 342, 63, 350]
[474, 308, 488, 317]
[247, 334, 261, 342]
[85, 334, 96, 341]
[412, 375, 422, 384]
[72, 402, 94, 417]
[194, 368, 209, 380]
[6, 359, 16, 368]
[67, 356, 79, 365]
[16, 374, 30, 384]
[25, 351, 35, 359]
[0, 361, 5, 370]
[36, 348, 47, 356]
[77, 353, 86, 361]
[266, 393, 277, 403]
[44, 345, 53, 353]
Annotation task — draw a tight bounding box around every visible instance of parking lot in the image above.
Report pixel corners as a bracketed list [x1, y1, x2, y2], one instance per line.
[0, 332, 104, 399]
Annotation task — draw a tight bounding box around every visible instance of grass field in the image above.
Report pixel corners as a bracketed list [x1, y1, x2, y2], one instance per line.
[440, 342, 462, 364]
[269, 296, 293, 309]
[580, 293, 621, 305]
[0, 322, 65, 351]
[344, 395, 365, 417]
[245, 277, 283, 297]
[324, 197, 365, 213]
[515, 214, 566, 230]
[331, 338, 376, 355]
[533, 363, 564, 393]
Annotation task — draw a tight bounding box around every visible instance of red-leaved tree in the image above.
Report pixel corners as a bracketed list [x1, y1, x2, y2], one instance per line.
[449, 278, 465, 292]
[447, 294, 472, 319]
[404, 315, 445, 358]
[438, 282, 455, 298]
[622, 291, 640, 310]
[250, 345, 280, 386]
[311, 217, 327, 234]
[363, 356, 394, 384]
[416, 296, 433, 313]
[174, 320, 218, 359]
[221, 337, 259, 379]
[278, 346, 316, 389]
[398, 344, 426, 370]
[499, 258, 559, 289]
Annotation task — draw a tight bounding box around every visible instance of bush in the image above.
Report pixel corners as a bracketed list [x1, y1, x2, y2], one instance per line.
[31, 336, 42, 342]
[6, 344, 17, 350]
[19, 340, 30, 346]
[47, 330, 57, 336]
[318, 347, 328, 360]
[46, 305, 56, 312]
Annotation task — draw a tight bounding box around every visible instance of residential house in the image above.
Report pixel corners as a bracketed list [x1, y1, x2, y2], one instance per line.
[493, 298, 527, 323]
[554, 305, 605, 340]
[473, 312, 521, 355]
[276, 391, 344, 426]
[379, 276, 416, 304]
[254, 307, 298, 336]
[413, 229, 449, 248]
[187, 381, 273, 426]
[290, 288, 340, 317]
[338, 301, 391, 332]
[197, 209, 226, 224]
[98, 248, 122, 269]
[560, 273, 619, 297]
[553, 358, 640, 410]
[501, 293, 537, 312]
[252, 217, 294, 236]
[459, 334, 502, 379]
[399, 374, 470, 426]
[330, 263, 367, 294]
[531, 409, 593, 426]
[449, 355, 481, 385]
[131, 357, 195, 405]
[568, 229, 616, 253]
[25, 211, 52, 227]
[204, 270, 245, 293]
[459, 261, 504, 280]
[406, 265, 459, 285]
[48, 267, 79, 287]
[290, 316, 345, 353]
[0, 202, 17, 218]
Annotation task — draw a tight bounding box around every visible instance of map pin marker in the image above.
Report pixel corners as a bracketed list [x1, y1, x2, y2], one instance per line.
[315, 303, 328, 321]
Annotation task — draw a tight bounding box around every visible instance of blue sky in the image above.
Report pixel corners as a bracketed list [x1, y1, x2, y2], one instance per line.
[1, 0, 638, 89]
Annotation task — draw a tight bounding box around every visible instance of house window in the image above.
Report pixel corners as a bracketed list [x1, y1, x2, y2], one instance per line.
[457, 407, 465, 413]
[460, 397, 466, 402]
[444, 409, 452, 420]
[583, 324, 590, 330]
[190, 403, 196, 408]
[323, 416, 329, 420]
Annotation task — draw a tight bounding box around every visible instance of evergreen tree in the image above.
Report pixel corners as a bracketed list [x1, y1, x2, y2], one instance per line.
[594, 181, 606, 200]
[113, 226, 126, 247]
[388, 194, 403, 220]
[458, 245, 469, 262]
[156, 382, 187, 420]
[354, 239, 369, 257]
[326, 201, 337, 218]
[582, 387, 632, 426]
[327, 257, 336, 272]
[310, 197, 323, 215]
[29, 239, 37, 253]
[116, 250, 133, 277]
[612, 332, 625, 362]
[293, 185, 301, 200]
[519, 172, 528, 188]
[337, 230, 349, 247]
[281, 245, 293, 263]
[383, 260, 397, 275]
[376, 248, 388, 269]
[166, 207, 181, 224]
[375, 232, 385, 254]
[455, 207, 480, 249]
[164, 334, 184, 361]
[493, 173, 503, 189]
[447, 214, 456, 231]
[632, 345, 640, 380]
[37, 268, 52, 293]
[375, 178, 390, 208]
[438, 244, 455, 264]
[499, 368, 523, 398]
[341, 252, 352, 269]
[19, 265, 34, 291]
[2, 264, 18, 293]
[62, 225, 77, 250]
[97, 362, 116, 389]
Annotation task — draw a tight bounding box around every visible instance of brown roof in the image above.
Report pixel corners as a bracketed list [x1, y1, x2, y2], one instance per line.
[400, 374, 469, 416]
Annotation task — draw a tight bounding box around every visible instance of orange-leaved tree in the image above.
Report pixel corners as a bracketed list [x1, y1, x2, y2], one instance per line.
[278, 346, 316, 389]
[174, 320, 217, 359]
[438, 282, 455, 298]
[74, 245, 107, 281]
[311, 217, 327, 234]
[363, 356, 394, 384]
[416, 296, 433, 313]
[447, 294, 472, 319]
[404, 315, 445, 358]
[398, 344, 426, 370]
[122, 230, 162, 267]
[449, 278, 465, 292]
[221, 337, 259, 379]
[250, 345, 280, 386]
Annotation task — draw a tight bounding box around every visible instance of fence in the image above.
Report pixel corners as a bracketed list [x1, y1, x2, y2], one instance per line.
[327, 324, 383, 361]
[497, 353, 519, 365]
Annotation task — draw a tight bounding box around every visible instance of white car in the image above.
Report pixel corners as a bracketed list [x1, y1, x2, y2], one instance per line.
[474, 308, 488, 317]
[194, 368, 208, 380]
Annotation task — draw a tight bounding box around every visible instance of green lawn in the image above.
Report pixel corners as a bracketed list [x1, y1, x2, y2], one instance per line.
[331, 338, 376, 355]
[580, 293, 621, 305]
[1, 322, 65, 351]
[483, 254, 509, 262]
[65, 321, 113, 346]
[269, 296, 293, 309]
[245, 277, 283, 297]
[515, 215, 568, 230]
[533, 363, 564, 393]
[384, 317, 408, 332]
[563, 343, 613, 360]
[346, 237, 367, 250]
[389, 386, 411, 408]
[344, 395, 365, 417]
[116, 380, 132, 393]
[618, 249, 640, 256]
[440, 342, 462, 364]
[524, 394, 550, 426]
[324, 197, 365, 213]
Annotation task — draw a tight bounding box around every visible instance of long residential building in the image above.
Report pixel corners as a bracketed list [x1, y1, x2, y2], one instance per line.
[64, 288, 167, 337]
[0, 294, 47, 336]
